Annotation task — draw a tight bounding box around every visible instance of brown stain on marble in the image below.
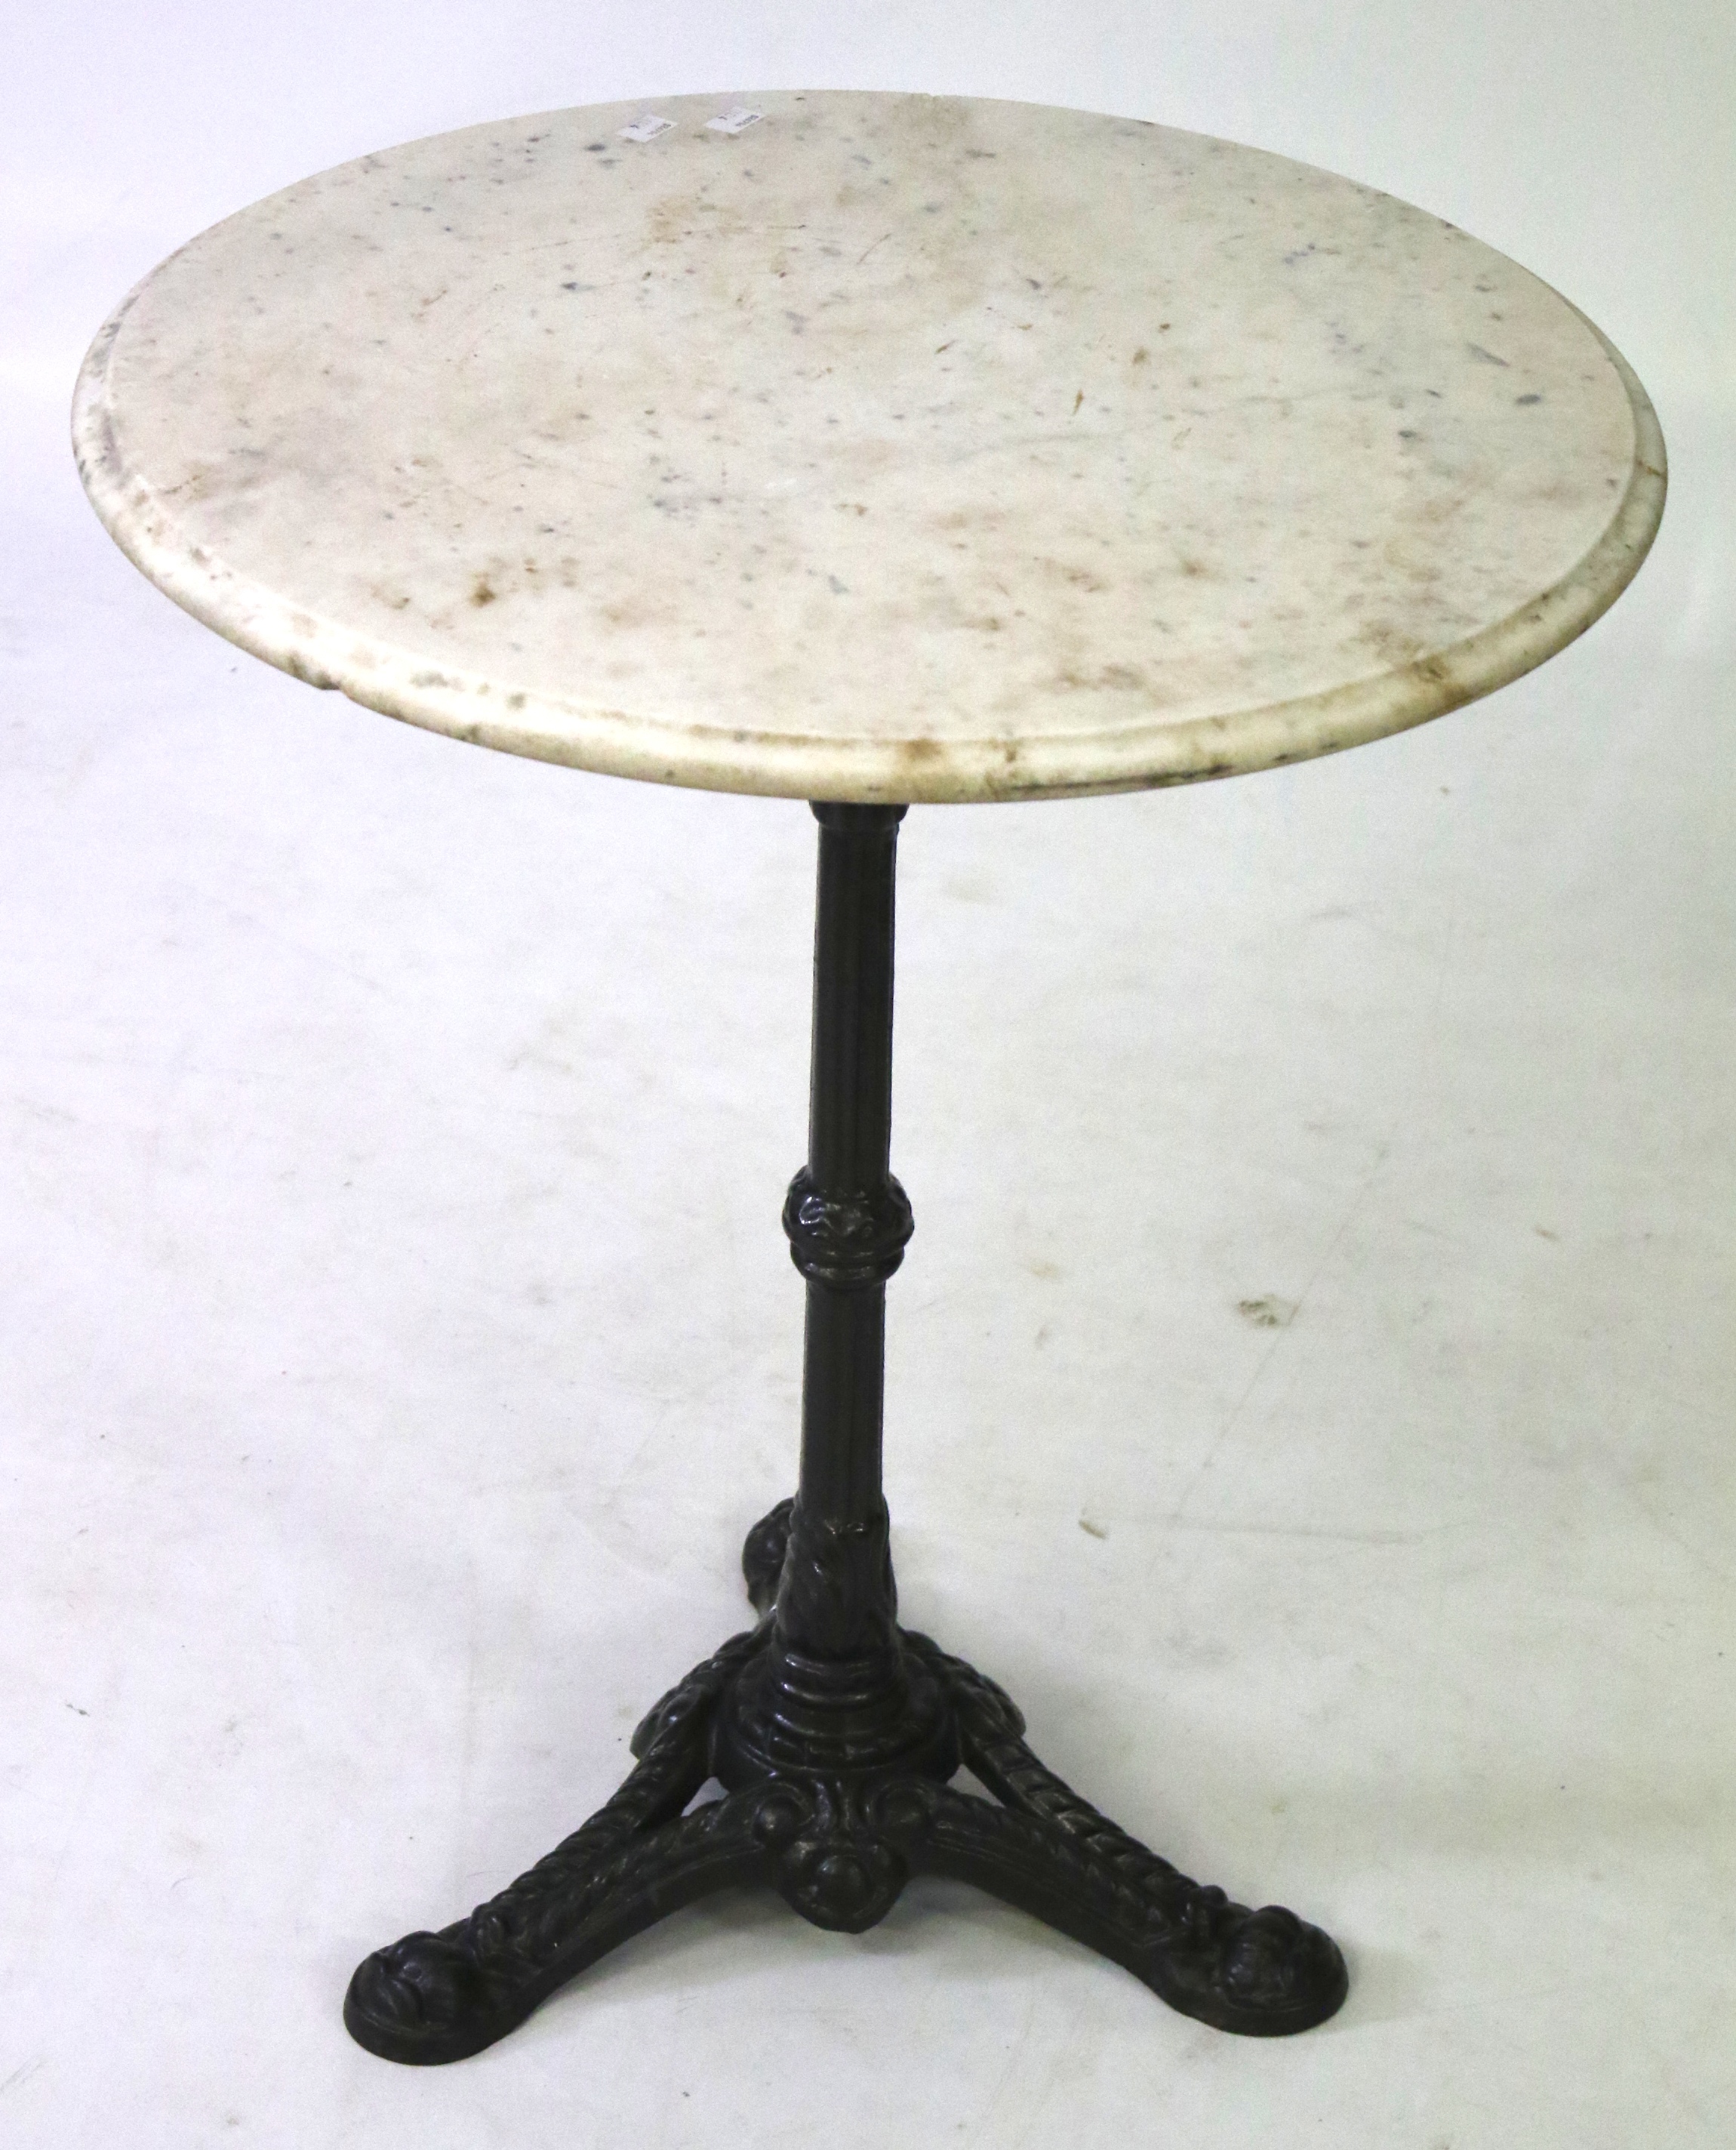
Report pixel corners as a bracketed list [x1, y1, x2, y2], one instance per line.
[1356, 621, 1426, 667]
[646, 195, 747, 248]
[1038, 557, 1110, 594]
[1054, 661, 1149, 694]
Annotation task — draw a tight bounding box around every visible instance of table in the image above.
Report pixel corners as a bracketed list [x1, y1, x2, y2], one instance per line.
[74, 91, 1665, 2065]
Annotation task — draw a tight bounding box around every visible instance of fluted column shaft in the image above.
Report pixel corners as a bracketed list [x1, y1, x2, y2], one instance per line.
[776, 802, 912, 1657]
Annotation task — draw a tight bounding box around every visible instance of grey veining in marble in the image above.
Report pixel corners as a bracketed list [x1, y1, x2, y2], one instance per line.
[74, 92, 1665, 801]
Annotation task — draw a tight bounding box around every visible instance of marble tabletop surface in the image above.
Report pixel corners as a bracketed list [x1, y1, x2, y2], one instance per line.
[74, 91, 1665, 802]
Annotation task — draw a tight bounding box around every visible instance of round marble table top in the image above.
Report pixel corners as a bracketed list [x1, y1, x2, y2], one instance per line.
[75, 92, 1665, 802]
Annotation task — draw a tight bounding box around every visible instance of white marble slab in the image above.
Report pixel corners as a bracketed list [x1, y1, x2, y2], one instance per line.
[73, 92, 1665, 801]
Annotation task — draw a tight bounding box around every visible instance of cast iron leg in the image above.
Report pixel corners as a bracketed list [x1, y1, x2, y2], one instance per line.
[343, 804, 1347, 2062]
[343, 1630, 763, 2065]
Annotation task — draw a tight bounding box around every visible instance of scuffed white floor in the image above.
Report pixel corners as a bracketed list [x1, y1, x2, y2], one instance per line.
[4, 373, 1733, 2150]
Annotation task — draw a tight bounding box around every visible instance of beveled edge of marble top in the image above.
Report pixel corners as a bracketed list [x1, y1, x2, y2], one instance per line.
[71, 130, 1667, 806]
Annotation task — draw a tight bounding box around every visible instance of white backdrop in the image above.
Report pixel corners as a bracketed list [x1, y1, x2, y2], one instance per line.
[5, 8, 1734, 2148]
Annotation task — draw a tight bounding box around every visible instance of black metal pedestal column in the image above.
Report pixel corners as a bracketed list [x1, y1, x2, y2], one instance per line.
[340, 801, 1349, 2067]
[714, 804, 953, 1785]
[789, 801, 910, 1646]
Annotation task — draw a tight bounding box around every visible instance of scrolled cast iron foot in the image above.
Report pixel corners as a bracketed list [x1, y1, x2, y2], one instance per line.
[343, 1629, 766, 2065]
[342, 1642, 943, 2060]
[913, 1760, 1347, 2035]
[759, 1503, 1349, 2038]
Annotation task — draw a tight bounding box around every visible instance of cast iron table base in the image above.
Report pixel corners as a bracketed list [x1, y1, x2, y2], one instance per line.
[343, 805, 1348, 2063]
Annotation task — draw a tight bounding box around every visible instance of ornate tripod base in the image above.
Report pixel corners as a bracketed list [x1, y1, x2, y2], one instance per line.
[346, 803, 1347, 2063]
[343, 1499, 1347, 2064]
